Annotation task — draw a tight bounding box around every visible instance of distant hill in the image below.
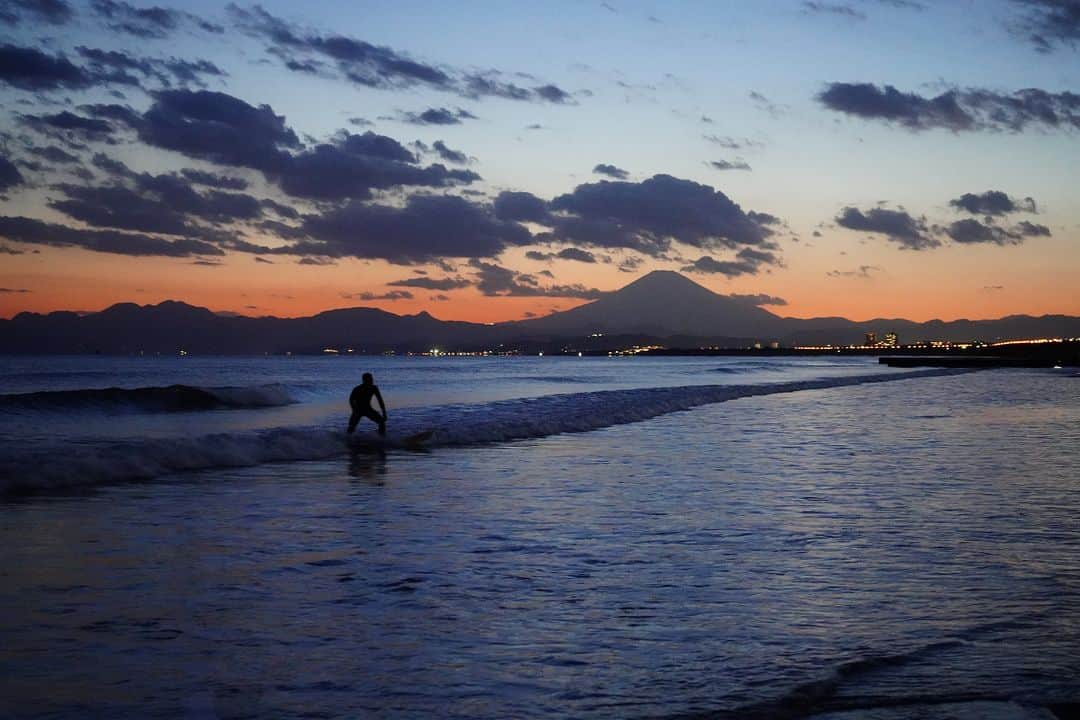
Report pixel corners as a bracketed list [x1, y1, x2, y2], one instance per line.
[1, 270, 1077, 353]
[509, 270, 784, 339]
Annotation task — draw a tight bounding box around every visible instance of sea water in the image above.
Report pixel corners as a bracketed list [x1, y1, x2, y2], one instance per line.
[0, 356, 1077, 718]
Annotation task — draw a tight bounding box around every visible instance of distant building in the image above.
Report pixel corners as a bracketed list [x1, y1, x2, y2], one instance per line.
[883, 331, 898, 347]
[864, 332, 877, 346]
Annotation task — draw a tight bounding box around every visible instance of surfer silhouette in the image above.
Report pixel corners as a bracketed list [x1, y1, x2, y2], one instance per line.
[347, 372, 387, 436]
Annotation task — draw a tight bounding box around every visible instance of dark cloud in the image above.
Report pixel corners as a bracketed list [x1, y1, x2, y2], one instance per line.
[0, 244, 26, 254]
[90, 152, 135, 178]
[76, 47, 226, 88]
[387, 275, 471, 291]
[350, 290, 414, 301]
[727, 293, 788, 306]
[0, 215, 224, 257]
[78, 102, 141, 126]
[0, 287, 32, 292]
[254, 256, 273, 263]
[181, 168, 248, 190]
[818, 82, 1080, 132]
[944, 218, 1050, 245]
[680, 249, 775, 277]
[592, 163, 629, 179]
[493, 191, 550, 223]
[803, 2, 867, 20]
[1010, 0, 1080, 52]
[547, 174, 777, 257]
[949, 190, 1037, 216]
[827, 265, 880, 278]
[137, 89, 300, 171]
[229, 4, 575, 104]
[19, 110, 116, 144]
[0, 0, 73, 25]
[294, 194, 531, 264]
[748, 90, 786, 116]
[468, 260, 604, 298]
[0, 45, 93, 91]
[0, 155, 25, 191]
[526, 247, 599, 263]
[708, 159, 752, 171]
[349, 117, 373, 127]
[278, 131, 479, 201]
[90, 0, 223, 39]
[28, 145, 80, 164]
[431, 140, 468, 164]
[835, 206, 940, 250]
[47, 170, 265, 241]
[400, 107, 476, 125]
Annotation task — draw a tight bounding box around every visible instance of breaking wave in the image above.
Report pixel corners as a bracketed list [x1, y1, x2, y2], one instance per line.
[0, 383, 296, 413]
[0, 369, 973, 494]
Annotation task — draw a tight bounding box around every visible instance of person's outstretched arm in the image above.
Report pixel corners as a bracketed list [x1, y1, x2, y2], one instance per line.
[375, 387, 387, 420]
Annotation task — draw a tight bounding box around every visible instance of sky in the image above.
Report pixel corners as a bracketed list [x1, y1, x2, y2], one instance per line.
[0, 0, 1077, 323]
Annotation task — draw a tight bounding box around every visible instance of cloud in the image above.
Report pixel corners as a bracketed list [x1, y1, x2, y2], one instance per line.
[1009, 0, 1080, 52]
[835, 206, 940, 250]
[399, 107, 477, 125]
[827, 265, 881, 278]
[349, 290, 414, 301]
[76, 47, 226, 89]
[818, 82, 1080, 132]
[180, 168, 248, 190]
[949, 190, 1037, 216]
[19, 110, 118, 144]
[703, 135, 764, 150]
[229, 4, 575, 104]
[943, 218, 1050, 245]
[137, 89, 300, 171]
[0, 0, 73, 25]
[0, 215, 224, 257]
[708, 159, 752, 171]
[0, 155, 25, 191]
[748, 90, 786, 116]
[28, 145, 80, 164]
[727, 293, 788, 306]
[493, 191, 550, 223]
[981, 284, 1005, 291]
[90, 0, 223, 39]
[387, 275, 471, 290]
[48, 169, 265, 241]
[526, 247, 599, 263]
[681, 247, 781, 277]
[431, 140, 468, 164]
[254, 256, 273, 263]
[297, 256, 335, 265]
[468, 259, 604, 298]
[592, 163, 629, 179]
[293, 194, 531, 264]
[0, 287, 32, 293]
[278, 132, 480, 201]
[803, 2, 867, 20]
[0, 45, 95, 91]
[547, 174, 778, 257]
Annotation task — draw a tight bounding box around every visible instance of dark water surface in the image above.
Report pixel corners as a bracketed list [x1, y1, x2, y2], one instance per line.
[1, 369, 1078, 718]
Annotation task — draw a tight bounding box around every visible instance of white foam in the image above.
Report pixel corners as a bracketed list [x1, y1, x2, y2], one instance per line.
[0, 369, 974, 494]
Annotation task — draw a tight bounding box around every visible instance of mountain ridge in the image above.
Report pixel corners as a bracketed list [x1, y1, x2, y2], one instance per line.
[2, 271, 1077, 353]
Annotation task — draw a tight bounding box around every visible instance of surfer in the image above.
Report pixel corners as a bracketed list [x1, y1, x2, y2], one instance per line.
[347, 372, 387, 436]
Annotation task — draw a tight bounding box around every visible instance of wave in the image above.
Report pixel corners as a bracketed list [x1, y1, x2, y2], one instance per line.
[0, 368, 973, 494]
[0, 383, 296, 413]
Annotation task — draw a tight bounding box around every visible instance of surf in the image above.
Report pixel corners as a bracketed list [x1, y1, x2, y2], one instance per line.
[0, 368, 975, 495]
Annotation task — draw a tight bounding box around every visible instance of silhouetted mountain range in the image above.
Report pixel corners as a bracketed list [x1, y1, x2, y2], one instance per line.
[1, 271, 1077, 354]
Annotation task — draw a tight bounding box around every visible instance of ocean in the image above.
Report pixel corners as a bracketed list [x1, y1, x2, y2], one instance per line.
[0, 356, 1077, 719]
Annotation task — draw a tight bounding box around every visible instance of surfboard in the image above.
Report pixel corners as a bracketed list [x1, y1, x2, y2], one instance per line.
[401, 429, 435, 448]
[346, 429, 436, 450]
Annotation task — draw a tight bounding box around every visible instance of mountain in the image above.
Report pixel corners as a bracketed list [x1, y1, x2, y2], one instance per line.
[510, 270, 784, 339]
[1, 271, 1077, 353]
